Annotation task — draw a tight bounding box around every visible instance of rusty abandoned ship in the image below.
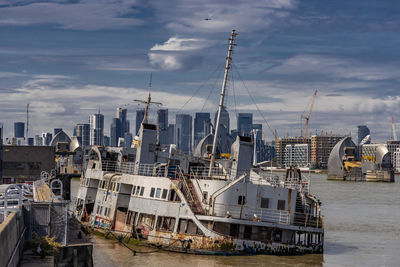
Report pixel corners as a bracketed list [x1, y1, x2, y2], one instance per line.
[73, 30, 324, 255]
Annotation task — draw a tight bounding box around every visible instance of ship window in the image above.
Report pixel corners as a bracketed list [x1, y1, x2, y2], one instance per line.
[229, 224, 240, 238]
[111, 182, 115, 191]
[139, 213, 155, 229]
[187, 220, 198, 235]
[126, 211, 137, 226]
[156, 216, 176, 232]
[132, 212, 138, 225]
[136, 186, 141, 195]
[244, 225, 252, 239]
[132, 186, 136, 195]
[238, 196, 246, 205]
[261, 198, 269, 209]
[140, 187, 145, 196]
[168, 190, 175, 201]
[202, 191, 208, 203]
[104, 207, 108, 216]
[150, 188, 155, 197]
[116, 183, 120, 192]
[178, 219, 188, 234]
[277, 200, 286, 210]
[274, 229, 282, 242]
[178, 219, 202, 235]
[126, 211, 132, 225]
[156, 188, 161, 198]
[96, 205, 100, 214]
[161, 189, 168, 199]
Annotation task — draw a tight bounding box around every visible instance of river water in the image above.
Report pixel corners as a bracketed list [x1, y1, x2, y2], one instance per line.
[71, 174, 400, 266]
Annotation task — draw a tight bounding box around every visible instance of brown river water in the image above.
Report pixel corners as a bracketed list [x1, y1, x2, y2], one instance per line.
[71, 174, 400, 266]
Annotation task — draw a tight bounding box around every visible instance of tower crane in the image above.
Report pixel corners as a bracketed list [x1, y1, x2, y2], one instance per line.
[301, 90, 317, 139]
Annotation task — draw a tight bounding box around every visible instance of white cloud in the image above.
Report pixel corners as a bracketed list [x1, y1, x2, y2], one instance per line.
[84, 57, 155, 72]
[0, 75, 213, 137]
[148, 37, 212, 71]
[151, 37, 210, 51]
[0, 72, 27, 78]
[269, 54, 400, 81]
[148, 53, 182, 71]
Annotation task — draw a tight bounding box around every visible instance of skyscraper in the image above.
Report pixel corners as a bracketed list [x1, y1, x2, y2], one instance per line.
[157, 109, 168, 131]
[14, 122, 25, 138]
[214, 107, 230, 133]
[34, 135, 43, 146]
[252, 124, 263, 164]
[194, 112, 211, 149]
[136, 109, 145, 135]
[357, 125, 370, 144]
[176, 114, 192, 154]
[167, 124, 175, 145]
[75, 123, 90, 147]
[124, 132, 133, 148]
[110, 118, 121, 147]
[117, 107, 130, 135]
[214, 108, 232, 153]
[89, 113, 104, 146]
[41, 132, 53, 146]
[237, 113, 253, 137]
[104, 136, 110, 146]
[27, 138, 34, 146]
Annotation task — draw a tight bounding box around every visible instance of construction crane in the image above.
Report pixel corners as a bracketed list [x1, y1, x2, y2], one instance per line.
[392, 117, 398, 141]
[301, 90, 317, 139]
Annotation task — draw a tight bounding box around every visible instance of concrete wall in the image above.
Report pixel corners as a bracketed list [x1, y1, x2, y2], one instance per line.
[0, 212, 24, 267]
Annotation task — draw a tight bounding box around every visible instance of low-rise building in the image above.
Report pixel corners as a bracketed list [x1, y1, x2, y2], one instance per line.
[311, 135, 344, 168]
[1, 145, 55, 184]
[275, 137, 310, 167]
[284, 144, 310, 168]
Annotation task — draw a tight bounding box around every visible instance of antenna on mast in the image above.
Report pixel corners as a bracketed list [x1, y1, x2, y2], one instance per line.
[209, 29, 238, 176]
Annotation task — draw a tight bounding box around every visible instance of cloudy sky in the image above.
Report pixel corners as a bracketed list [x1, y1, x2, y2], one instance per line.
[0, 0, 399, 142]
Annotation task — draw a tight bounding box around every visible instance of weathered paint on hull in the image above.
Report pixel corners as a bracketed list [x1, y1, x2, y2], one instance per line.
[148, 230, 323, 256]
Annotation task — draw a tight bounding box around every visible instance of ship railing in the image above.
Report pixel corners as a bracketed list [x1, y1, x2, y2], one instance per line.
[248, 174, 278, 186]
[284, 180, 309, 195]
[293, 212, 323, 228]
[101, 160, 135, 174]
[190, 166, 230, 180]
[101, 160, 177, 178]
[212, 203, 290, 225]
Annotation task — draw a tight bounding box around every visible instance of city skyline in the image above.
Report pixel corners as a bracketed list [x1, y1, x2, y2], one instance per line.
[1, 1, 399, 142]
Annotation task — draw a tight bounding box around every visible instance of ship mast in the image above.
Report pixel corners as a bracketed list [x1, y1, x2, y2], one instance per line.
[209, 29, 237, 176]
[134, 73, 162, 129]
